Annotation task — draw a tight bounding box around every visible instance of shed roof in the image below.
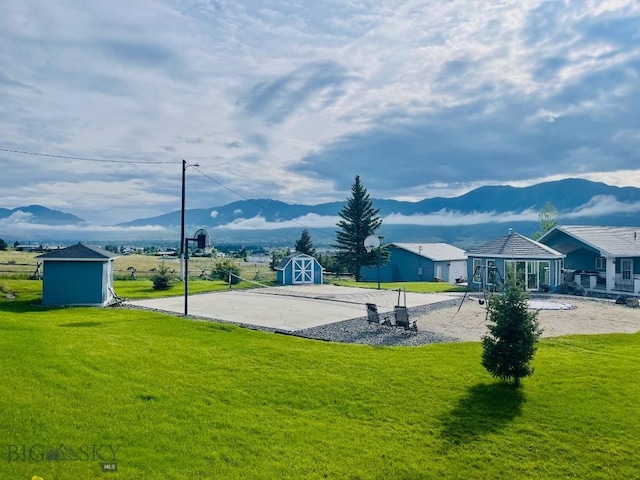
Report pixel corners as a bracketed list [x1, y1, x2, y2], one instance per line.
[540, 225, 640, 257]
[37, 242, 119, 260]
[274, 253, 318, 270]
[467, 232, 563, 258]
[390, 243, 467, 261]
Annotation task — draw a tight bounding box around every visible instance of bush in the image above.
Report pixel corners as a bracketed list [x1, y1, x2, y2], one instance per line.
[482, 273, 542, 387]
[212, 259, 242, 285]
[151, 262, 175, 290]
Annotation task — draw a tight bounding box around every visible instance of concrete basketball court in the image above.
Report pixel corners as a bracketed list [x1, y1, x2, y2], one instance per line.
[125, 284, 457, 332]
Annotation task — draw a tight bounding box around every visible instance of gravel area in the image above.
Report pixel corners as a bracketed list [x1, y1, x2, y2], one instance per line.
[120, 293, 640, 346]
[121, 297, 466, 346]
[291, 298, 463, 346]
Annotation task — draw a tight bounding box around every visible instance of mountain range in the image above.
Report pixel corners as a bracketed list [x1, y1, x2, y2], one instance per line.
[2, 178, 640, 247]
[0, 205, 85, 226]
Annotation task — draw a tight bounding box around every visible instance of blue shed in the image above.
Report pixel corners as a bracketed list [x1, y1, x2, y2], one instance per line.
[37, 243, 119, 306]
[466, 231, 565, 292]
[275, 253, 323, 285]
[360, 243, 467, 283]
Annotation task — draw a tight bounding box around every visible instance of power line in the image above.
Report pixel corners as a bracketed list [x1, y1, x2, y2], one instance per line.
[190, 165, 339, 242]
[0, 147, 176, 164]
[1, 146, 339, 242]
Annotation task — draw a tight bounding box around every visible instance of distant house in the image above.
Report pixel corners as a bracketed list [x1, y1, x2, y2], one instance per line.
[15, 244, 43, 252]
[275, 253, 324, 286]
[360, 243, 467, 284]
[539, 225, 640, 294]
[466, 231, 565, 292]
[37, 243, 119, 306]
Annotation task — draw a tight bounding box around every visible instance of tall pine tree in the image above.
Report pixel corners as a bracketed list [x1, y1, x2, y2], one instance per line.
[334, 175, 383, 280]
[295, 229, 316, 256]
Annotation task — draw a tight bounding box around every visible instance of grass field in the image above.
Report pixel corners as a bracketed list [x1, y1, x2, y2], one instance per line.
[333, 280, 467, 293]
[1, 281, 639, 479]
[0, 251, 275, 282]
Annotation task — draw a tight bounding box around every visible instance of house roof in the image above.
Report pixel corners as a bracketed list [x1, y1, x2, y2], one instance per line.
[540, 225, 640, 257]
[467, 232, 564, 258]
[37, 242, 119, 260]
[389, 243, 467, 261]
[274, 253, 318, 270]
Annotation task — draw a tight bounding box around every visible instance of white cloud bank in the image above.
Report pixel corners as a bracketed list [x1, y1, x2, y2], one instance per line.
[0, 211, 166, 233]
[213, 196, 640, 230]
[213, 213, 340, 231]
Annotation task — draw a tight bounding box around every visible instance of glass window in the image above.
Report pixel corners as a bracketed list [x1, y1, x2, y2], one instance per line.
[472, 258, 482, 283]
[595, 257, 606, 270]
[486, 259, 496, 285]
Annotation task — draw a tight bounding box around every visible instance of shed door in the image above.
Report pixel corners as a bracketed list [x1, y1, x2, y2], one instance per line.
[292, 258, 314, 284]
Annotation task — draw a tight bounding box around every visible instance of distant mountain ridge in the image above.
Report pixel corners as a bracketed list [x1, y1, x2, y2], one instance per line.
[3, 178, 640, 247]
[117, 178, 640, 229]
[0, 204, 85, 225]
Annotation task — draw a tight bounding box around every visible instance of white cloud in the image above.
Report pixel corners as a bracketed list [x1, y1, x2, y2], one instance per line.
[214, 213, 340, 230]
[383, 209, 540, 226]
[210, 195, 640, 231]
[1, 0, 640, 225]
[563, 195, 640, 218]
[0, 213, 166, 233]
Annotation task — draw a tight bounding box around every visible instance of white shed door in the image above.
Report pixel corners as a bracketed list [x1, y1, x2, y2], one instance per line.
[292, 258, 314, 284]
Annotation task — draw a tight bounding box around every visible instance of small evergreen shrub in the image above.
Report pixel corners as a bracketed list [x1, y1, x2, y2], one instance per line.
[151, 262, 175, 290]
[482, 273, 542, 387]
[213, 259, 242, 285]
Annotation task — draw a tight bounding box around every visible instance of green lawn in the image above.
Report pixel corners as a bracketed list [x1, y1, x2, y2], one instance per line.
[333, 280, 467, 293]
[113, 279, 258, 300]
[1, 282, 639, 479]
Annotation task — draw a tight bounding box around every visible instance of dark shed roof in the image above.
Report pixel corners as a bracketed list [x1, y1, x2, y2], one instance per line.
[37, 242, 119, 260]
[467, 232, 563, 258]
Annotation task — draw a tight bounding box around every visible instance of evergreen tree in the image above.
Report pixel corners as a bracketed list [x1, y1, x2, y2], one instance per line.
[151, 262, 175, 290]
[482, 272, 542, 387]
[294, 229, 316, 256]
[0, 238, 7, 251]
[269, 250, 286, 271]
[212, 259, 242, 285]
[333, 175, 384, 280]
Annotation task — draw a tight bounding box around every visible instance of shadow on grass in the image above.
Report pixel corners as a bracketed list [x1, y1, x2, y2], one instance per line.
[440, 382, 525, 446]
[0, 299, 60, 314]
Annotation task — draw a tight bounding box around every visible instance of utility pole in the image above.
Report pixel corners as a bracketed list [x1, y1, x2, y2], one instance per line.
[180, 160, 186, 281]
[180, 160, 199, 281]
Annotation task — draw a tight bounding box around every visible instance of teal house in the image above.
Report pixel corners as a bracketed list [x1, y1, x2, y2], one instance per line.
[37, 243, 119, 306]
[467, 231, 565, 292]
[539, 225, 640, 294]
[360, 243, 467, 283]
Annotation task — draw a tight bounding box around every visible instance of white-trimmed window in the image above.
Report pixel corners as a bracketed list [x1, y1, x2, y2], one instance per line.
[472, 258, 482, 283]
[595, 257, 606, 270]
[486, 259, 496, 285]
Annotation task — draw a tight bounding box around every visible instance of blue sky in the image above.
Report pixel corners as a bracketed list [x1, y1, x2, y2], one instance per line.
[1, 0, 640, 229]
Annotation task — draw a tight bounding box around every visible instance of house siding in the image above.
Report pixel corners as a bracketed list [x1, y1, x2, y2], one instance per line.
[42, 261, 105, 306]
[565, 248, 600, 271]
[361, 247, 436, 283]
